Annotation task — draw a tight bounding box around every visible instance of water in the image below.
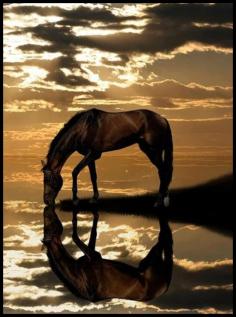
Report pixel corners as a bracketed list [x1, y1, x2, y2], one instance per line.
[3, 151, 233, 314]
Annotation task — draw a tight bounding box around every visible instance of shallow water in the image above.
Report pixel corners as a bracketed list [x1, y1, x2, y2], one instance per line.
[3, 153, 233, 314]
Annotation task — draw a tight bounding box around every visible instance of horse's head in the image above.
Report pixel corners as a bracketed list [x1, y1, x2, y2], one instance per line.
[41, 160, 63, 205]
[43, 205, 63, 245]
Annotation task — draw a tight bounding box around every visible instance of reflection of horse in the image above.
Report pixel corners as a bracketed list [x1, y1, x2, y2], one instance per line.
[41, 109, 173, 207]
[42, 206, 173, 302]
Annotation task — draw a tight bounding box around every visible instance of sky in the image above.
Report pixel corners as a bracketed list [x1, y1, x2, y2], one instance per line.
[3, 3, 233, 157]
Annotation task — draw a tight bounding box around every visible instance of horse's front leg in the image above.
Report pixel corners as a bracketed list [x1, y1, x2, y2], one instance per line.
[72, 153, 93, 205]
[88, 161, 99, 204]
[72, 210, 91, 258]
[72, 210, 100, 261]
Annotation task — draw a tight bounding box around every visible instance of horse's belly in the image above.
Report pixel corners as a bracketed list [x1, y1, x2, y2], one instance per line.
[102, 135, 137, 152]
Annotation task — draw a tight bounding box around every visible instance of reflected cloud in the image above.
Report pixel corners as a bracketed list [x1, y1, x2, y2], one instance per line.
[193, 284, 232, 291]
[4, 201, 43, 213]
[4, 285, 63, 301]
[175, 258, 232, 271]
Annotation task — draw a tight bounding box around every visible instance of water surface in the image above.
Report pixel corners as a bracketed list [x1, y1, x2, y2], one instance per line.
[3, 152, 233, 314]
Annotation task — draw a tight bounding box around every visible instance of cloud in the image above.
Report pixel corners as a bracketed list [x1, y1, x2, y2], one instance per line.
[46, 69, 93, 87]
[4, 201, 44, 213]
[146, 3, 233, 25]
[4, 99, 61, 112]
[5, 55, 85, 74]
[150, 97, 179, 109]
[60, 6, 136, 24]
[106, 80, 232, 100]
[4, 4, 63, 17]
[6, 4, 136, 23]
[175, 258, 232, 272]
[3, 86, 79, 108]
[9, 3, 232, 58]
[4, 4, 232, 116]
[4, 122, 63, 141]
[75, 25, 232, 55]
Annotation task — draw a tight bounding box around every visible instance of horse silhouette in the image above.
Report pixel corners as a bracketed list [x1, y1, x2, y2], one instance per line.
[42, 206, 173, 302]
[41, 109, 173, 207]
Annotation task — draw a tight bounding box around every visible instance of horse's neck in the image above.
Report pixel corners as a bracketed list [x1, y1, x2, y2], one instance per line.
[47, 241, 92, 297]
[47, 135, 75, 173]
[47, 240, 76, 277]
[48, 239, 71, 260]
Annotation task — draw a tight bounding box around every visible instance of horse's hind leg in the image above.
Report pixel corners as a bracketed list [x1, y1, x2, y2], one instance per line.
[157, 160, 171, 207]
[88, 161, 99, 203]
[138, 141, 169, 207]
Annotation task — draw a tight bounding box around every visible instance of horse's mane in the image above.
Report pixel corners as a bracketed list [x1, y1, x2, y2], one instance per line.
[46, 110, 86, 161]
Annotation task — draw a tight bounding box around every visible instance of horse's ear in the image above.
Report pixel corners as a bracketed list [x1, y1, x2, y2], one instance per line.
[41, 160, 46, 171]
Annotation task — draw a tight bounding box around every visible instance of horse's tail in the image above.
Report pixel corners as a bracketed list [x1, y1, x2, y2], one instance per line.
[163, 119, 173, 185]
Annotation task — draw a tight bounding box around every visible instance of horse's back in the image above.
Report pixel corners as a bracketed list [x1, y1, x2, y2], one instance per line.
[84, 108, 167, 130]
[98, 109, 167, 132]
[90, 109, 145, 151]
[78, 108, 169, 153]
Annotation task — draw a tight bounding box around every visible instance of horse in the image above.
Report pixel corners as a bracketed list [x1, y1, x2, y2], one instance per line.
[41, 108, 173, 207]
[42, 205, 173, 302]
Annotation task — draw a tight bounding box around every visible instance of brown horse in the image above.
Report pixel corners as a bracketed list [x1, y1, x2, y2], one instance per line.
[42, 205, 173, 302]
[41, 108, 173, 207]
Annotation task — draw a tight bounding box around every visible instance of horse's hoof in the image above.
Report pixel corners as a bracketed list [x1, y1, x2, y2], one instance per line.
[89, 197, 98, 205]
[163, 195, 170, 207]
[153, 201, 162, 208]
[73, 198, 80, 206]
[154, 194, 170, 208]
[88, 250, 101, 262]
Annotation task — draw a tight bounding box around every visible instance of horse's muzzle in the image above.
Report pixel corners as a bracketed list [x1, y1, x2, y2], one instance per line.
[44, 195, 54, 206]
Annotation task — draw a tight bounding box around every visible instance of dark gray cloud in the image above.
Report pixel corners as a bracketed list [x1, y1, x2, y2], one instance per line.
[146, 3, 233, 25]
[75, 24, 232, 54]
[5, 55, 83, 72]
[101, 54, 129, 67]
[19, 23, 232, 56]
[5, 54, 93, 88]
[17, 24, 78, 58]
[46, 69, 92, 87]
[25, 24, 75, 47]
[5, 4, 136, 24]
[17, 44, 58, 53]
[4, 5, 61, 16]
[14, 3, 232, 57]
[61, 6, 134, 23]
